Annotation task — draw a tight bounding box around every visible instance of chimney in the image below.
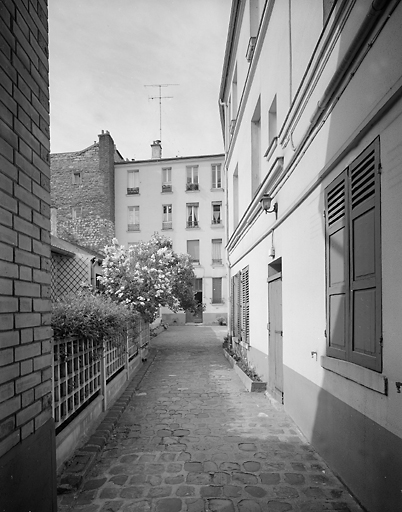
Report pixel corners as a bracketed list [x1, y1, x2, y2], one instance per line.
[151, 140, 162, 159]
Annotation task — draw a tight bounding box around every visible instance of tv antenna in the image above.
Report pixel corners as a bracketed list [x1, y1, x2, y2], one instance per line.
[145, 83, 179, 142]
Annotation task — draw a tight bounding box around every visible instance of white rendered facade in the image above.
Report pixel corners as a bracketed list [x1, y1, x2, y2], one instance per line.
[220, 1, 402, 510]
[115, 151, 227, 325]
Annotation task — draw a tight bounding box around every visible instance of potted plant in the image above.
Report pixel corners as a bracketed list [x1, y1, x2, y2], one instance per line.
[223, 344, 267, 392]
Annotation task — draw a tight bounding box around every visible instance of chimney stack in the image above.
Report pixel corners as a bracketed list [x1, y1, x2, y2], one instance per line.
[151, 140, 162, 159]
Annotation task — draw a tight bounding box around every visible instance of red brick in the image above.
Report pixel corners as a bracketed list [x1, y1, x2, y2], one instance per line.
[14, 215, 40, 239]
[0, 396, 20, 420]
[0, 296, 18, 313]
[33, 268, 50, 284]
[19, 138, 33, 163]
[20, 328, 33, 344]
[18, 233, 32, 251]
[41, 312, 51, 325]
[34, 379, 50, 399]
[0, 347, 13, 366]
[16, 399, 41, 426]
[0, 278, 12, 295]
[0, 206, 13, 227]
[32, 238, 50, 257]
[32, 298, 50, 312]
[21, 388, 34, 408]
[19, 265, 32, 281]
[0, 314, 14, 331]
[41, 338, 51, 354]
[0, 330, 19, 348]
[18, 170, 32, 192]
[0, 169, 13, 194]
[14, 312, 41, 329]
[20, 359, 33, 376]
[0, 118, 18, 149]
[33, 325, 51, 341]
[0, 363, 19, 385]
[33, 353, 50, 371]
[14, 281, 41, 298]
[0, 416, 15, 440]
[0, 153, 17, 180]
[0, 381, 14, 403]
[15, 248, 40, 268]
[21, 419, 34, 439]
[15, 370, 41, 393]
[0, 190, 17, 213]
[0, 134, 13, 162]
[19, 297, 32, 312]
[0, 241, 13, 261]
[14, 152, 41, 184]
[0, 224, 18, 246]
[14, 183, 40, 211]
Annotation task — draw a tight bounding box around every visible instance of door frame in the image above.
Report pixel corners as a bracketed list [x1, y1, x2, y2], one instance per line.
[268, 258, 283, 404]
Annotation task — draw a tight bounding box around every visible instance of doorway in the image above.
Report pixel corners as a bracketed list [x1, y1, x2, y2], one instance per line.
[186, 278, 203, 323]
[268, 259, 283, 403]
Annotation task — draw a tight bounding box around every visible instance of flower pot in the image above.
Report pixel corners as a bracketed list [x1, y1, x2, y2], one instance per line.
[223, 349, 267, 393]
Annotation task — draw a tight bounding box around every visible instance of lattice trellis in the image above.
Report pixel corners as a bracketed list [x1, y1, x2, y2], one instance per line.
[51, 253, 92, 301]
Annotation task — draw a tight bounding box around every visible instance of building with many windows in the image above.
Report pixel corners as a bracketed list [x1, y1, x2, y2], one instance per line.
[115, 142, 227, 325]
[220, 1, 402, 510]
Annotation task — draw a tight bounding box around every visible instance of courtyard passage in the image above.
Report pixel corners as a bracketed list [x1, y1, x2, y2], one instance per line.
[58, 326, 363, 512]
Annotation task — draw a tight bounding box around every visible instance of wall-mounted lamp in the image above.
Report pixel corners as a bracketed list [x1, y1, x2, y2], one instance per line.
[260, 194, 278, 217]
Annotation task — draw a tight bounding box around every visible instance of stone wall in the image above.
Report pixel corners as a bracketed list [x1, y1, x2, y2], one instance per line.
[0, 0, 56, 509]
[50, 131, 117, 252]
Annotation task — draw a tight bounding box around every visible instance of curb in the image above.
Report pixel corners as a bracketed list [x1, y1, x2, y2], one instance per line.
[57, 348, 158, 494]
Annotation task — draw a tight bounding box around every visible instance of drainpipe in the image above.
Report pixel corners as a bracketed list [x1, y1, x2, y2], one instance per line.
[310, 0, 391, 126]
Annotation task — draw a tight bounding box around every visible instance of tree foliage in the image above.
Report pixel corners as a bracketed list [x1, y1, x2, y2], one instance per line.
[99, 233, 199, 322]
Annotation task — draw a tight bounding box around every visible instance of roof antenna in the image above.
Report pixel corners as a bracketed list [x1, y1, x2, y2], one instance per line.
[145, 83, 178, 142]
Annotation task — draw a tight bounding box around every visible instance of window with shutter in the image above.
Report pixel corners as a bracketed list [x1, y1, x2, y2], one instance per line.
[242, 266, 250, 345]
[232, 272, 241, 339]
[325, 138, 381, 371]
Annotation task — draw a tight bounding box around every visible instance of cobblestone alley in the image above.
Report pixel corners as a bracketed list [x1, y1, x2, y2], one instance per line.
[58, 326, 364, 512]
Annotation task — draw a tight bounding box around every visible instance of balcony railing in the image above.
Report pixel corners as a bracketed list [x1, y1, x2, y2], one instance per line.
[212, 258, 222, 265]
[162, 184, 172, 192]
[162, 221, 172, 230]
[187, 220, 199, 228]
[186, 183, 199, 191]
[128, 223, 140, 231]
[127, 187, 139, 195]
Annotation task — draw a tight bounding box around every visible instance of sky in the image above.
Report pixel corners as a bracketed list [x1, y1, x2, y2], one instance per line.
[48, 0, 232, 161]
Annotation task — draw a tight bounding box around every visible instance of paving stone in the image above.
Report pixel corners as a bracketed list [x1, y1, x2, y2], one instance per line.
[260, 473, 281, 485]
[82, 478, 107, 491]
[185, 498, 205, 512]
[186, 472, 212, 485]
[237, 499, 262, 512]
[100, 502, 124, 512]
[165, 475, 185, 485]
[206, 498, 235, 512]
[232, 472, 258, 485]
[147, 486, 173, 498]
[283, 473, 305, 485]
[155, 498, 182, 512]
[243, 461, 261, 472]
[200, 485, 223, 497]
[244, 485, 267, 498]
[266, 501, 293, 512]
[120, 486, 145, 499]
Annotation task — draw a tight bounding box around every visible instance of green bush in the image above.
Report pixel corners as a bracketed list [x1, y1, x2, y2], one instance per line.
[52, 290, 138, 348]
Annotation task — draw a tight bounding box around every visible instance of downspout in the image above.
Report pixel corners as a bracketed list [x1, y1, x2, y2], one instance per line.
[310, 0, 391, 126]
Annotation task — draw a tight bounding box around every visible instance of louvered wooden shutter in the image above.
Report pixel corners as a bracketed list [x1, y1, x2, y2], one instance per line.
[349, 138, 381, 371]
[325, 171, 348, 360]
[232, 272, 241, 338]
[242, 266, 250, 345]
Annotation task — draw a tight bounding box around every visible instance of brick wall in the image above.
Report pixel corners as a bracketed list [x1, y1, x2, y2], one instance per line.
[50, 130, 117, 252]
[0, 0, 56, 509]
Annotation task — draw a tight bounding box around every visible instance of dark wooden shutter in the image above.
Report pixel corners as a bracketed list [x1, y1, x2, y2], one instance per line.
[232, 272, 241, 339]
[349, 138, 381, 371]
[325, 171, 348, 360]
[242, 266, 250, 345]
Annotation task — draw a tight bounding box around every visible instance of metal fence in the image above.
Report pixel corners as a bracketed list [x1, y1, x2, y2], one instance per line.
[53, 319, 149, 432]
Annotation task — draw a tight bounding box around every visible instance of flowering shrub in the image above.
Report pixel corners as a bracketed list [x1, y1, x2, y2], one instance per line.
[52, 289, 137, 349]
[98, 233, 200, 322]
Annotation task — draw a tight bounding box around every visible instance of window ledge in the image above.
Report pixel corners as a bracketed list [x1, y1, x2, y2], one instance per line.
[211, 188, 224, 192]
[321, 356, 387, 395]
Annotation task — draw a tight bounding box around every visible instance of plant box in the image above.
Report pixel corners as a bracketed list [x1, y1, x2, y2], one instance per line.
[223, 349, 267, 393]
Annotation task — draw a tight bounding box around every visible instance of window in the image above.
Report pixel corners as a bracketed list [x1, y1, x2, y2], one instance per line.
[162, 204, 172, 230]
[212, 164, 222, 189]
[187, 240, 200, 264]
[325, 138, 381, 371]
[72, 172, 81, 185]
[251, 97, 261, 196]
[72, 207, 82, 219]
[233, 165, 239, 228]
[162, 167, 172, 192]
[212, 202, 222, 225]
[212, 239, 222, 264]
[128, 206, 140, 231]
[187, 203, 199, 228]
[186, 166, 199, 191]
[127, 170, 139, 194]
[212, 278, 222, 304]
[231, 266, 249, 344]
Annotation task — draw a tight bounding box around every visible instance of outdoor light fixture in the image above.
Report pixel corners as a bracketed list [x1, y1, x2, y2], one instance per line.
[260, 193, 278, 216]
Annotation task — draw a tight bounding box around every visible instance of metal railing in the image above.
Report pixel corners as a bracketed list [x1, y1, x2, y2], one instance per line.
[53, 319, 149, 432]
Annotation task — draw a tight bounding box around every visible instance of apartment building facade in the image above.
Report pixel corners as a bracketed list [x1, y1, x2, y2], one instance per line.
[115, 142, 227, 325]
[220, 1, 402, 510]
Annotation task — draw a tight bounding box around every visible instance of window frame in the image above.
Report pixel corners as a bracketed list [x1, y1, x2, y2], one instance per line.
[212, 164, 222, 189]
[212, 201, 222, 225]
[127, 170, 140, 195]
[162, 204, 173, 230]
[212, 238, 223, 265]
[128, 205, 140, 231]
[72, 171, 81, 185]
[187, 239, 200, 264]
[186, 203, 199, 228]
[72, 206, 82, 219]
[186, 165, 199, 191]
[325, 138, 382, 372]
